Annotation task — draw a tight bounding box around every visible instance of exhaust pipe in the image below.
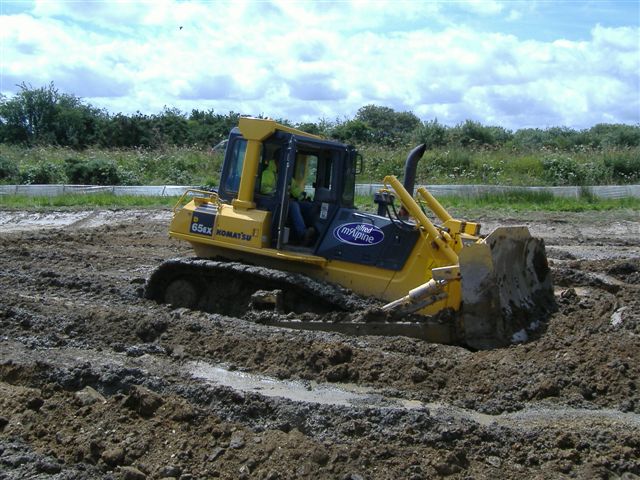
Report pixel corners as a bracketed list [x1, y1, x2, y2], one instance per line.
[402, 143, 427, 196]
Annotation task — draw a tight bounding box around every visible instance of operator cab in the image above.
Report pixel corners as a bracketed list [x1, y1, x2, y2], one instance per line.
[214, 120, 418, 271]
[218, 128, 357, 251]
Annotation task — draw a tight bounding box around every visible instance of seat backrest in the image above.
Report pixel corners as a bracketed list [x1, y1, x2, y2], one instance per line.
[314, 187, 332, 203]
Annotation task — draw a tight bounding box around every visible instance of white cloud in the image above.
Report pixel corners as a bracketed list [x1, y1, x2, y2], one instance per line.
[1, 1, 638, 129]
[506, 9, 523, 22]
[460, 0, 504, 16]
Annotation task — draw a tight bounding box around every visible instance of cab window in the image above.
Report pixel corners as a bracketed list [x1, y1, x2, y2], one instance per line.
[256, 143, 282, 197]
[342, 152, 355, 207]
[293, 153, 318, 197]
[222, 139, 247, 192]
[316, 151, 334, 190]
[308, 150, 337, 203]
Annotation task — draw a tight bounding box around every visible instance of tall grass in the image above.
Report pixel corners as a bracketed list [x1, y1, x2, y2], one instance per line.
[358, 144, 640, 186]
[1, 143, 638, 187]
[0, 144, 223, 186]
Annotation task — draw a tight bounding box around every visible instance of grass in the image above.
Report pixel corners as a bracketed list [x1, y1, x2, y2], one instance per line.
[442, 192, 640, 212]
[1, 189, 638, 213]
[0, 193, 180, 209]
[355, 191, 640, 213]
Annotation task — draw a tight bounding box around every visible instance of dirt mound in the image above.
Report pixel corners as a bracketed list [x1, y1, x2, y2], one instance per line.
[1, 209, 639, 478]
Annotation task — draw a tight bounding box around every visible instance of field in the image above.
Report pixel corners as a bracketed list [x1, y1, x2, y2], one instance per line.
[1, 207, 639, 479]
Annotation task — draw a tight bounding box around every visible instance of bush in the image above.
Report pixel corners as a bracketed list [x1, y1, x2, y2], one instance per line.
[359, 145, 406, 180]
[0, 155, 19, 181]
[19, 162, 65, 184]
[604, 151, 640, 182]
[509, 129, 546, 150]
[588, 124, 640, 148]
[116, 168, 142, 186]
[167, 155, 202, 184]
[449, 120, 510, 148]
[65, 157, 121, 185]
[580, 161, 613, 185]
[413, 119, 447, 147]
[541, 156, 584, 185]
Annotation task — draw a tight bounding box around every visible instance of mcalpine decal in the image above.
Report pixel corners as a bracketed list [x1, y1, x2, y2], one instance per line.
[334, 222, 384, 246]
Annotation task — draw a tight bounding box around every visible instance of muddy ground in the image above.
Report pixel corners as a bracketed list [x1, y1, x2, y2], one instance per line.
[0, 208, 639, 479]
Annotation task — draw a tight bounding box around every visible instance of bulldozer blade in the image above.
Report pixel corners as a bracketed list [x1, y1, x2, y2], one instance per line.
[458, 226, 555, 350]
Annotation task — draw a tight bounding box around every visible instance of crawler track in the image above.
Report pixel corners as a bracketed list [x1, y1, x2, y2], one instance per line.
[144, 258, 465, 344]
[144, 257, 370, 315]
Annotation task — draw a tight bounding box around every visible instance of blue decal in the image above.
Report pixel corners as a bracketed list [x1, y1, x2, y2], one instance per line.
[334, 222, 384, 246]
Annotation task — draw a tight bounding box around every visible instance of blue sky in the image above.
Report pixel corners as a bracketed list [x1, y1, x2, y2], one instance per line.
[1, 0, 639, 129]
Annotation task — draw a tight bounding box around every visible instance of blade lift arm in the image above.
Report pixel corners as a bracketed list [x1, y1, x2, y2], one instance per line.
[380, 176, 476, 315]
[382, 175, 459, 264]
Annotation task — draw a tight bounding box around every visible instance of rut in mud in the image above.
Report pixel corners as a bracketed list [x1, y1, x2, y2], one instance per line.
[1, 208, 639, 479]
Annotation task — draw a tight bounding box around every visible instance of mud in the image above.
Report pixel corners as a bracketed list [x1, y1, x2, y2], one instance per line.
[1, 208, 639, 479]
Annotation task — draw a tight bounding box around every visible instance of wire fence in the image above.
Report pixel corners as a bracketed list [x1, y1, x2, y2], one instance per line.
[1, 184, 639, 199]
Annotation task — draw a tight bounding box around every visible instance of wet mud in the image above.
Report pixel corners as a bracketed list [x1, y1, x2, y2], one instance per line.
[1, 208, 639, 479]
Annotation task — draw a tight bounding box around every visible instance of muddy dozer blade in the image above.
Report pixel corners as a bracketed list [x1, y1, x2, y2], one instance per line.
[458, 226, 555, 350]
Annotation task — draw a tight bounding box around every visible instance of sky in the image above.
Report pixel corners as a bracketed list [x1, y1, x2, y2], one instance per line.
[1, 0, 639, 130]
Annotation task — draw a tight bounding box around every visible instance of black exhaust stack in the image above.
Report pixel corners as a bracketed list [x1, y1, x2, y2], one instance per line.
[403, 143, 427, 196]
[375, 143, 427, 217]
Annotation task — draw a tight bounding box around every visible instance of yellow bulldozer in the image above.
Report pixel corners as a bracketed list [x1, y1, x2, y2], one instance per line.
[145, 117, 555, 349]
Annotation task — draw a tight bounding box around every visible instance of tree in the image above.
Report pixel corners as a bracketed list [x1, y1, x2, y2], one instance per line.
[100, 112, 153, 148]
[0, 82, 104, 148]
[449, 120, 512, 148]
[331, 119, 372, 143]
[187, 109, 241, 147]
[413, 119, 448, 147]
[354, 104, 421, 146]
[586, 123, 640, 148]
[296, 122, 322, 135]
[153, 107, 188, 146]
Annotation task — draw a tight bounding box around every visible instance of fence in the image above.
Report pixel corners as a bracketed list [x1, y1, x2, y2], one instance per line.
[1, 184, 639, 199]
[354, 184, 640, 199]
[0, 185, 194, 197]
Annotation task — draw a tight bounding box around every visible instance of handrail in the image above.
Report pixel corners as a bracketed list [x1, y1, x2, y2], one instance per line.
[172, 189, 220, 214]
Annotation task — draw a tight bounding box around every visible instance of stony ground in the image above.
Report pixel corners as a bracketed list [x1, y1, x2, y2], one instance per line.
[0, 207, 639, 479]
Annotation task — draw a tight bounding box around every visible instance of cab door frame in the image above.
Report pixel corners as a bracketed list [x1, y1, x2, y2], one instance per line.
[275, 136, 297, 250]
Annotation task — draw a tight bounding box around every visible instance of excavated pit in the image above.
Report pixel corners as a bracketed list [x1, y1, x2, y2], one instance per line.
[1, 208, 639, 479]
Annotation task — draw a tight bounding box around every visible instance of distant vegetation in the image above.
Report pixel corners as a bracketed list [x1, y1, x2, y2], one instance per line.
[1, 82, 639, 186]
[3, 191, 638, 213]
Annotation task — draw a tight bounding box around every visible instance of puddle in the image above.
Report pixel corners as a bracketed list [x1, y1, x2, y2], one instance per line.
[188, 361, 640, 429]
[189, 361, 424, 410]
[3, 342, 639, 430]
[0, 211, 89, 232]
